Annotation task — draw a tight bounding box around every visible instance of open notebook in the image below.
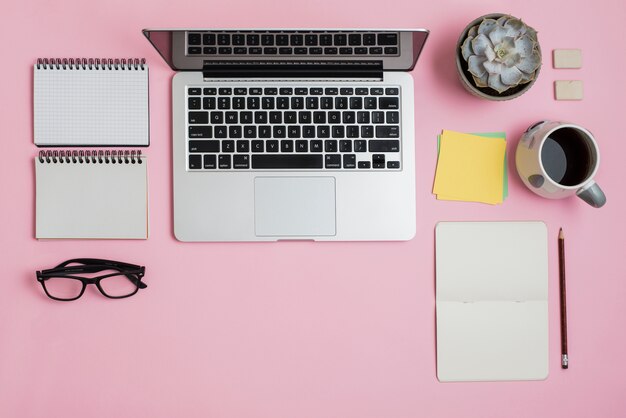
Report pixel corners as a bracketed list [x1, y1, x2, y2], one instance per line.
[435, 222, 549, 382]
[36, 150, 148, 239]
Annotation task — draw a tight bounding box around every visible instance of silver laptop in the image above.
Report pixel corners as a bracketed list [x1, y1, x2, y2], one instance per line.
[143, 29, 429, 241]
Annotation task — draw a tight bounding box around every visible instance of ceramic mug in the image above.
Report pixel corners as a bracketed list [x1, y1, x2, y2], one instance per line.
[516, 121, 606, 208]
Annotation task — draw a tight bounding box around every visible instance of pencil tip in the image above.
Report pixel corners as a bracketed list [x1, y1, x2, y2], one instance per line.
[559, 228, 564, 239]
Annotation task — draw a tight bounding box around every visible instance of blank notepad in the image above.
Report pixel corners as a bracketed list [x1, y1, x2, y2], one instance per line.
[34, 58, 149, 146]
[36, 151, 148, 239]
[435, 222, 549, 382]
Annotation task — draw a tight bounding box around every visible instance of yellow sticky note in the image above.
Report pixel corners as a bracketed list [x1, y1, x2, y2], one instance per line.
[433, 130, 506, 205]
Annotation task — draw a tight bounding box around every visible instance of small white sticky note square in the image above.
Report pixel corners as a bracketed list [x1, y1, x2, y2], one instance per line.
[553, 49, 582, 69]
[555, 80, 584, 100]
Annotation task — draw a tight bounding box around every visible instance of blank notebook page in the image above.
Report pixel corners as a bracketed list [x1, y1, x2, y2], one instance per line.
[435, 221, 549, 382]
[36, 156, 148, 239]
[34, 62, 149, 146]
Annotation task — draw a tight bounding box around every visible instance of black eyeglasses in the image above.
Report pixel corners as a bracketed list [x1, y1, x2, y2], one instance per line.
[36, 258, 147, 301]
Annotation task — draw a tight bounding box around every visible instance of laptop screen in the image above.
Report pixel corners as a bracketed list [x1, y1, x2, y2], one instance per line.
[143, 29, 428, 71]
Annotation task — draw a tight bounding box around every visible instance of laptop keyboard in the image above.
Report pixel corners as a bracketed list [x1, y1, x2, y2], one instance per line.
[187, 85, 402, 170]
[186, 31, 400, 57]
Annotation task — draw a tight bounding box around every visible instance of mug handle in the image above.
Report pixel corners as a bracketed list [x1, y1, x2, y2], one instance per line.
[576, 181, 606, 208]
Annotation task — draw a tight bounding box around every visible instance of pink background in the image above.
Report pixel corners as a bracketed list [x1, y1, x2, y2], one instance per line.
[1, 0, 625, 417]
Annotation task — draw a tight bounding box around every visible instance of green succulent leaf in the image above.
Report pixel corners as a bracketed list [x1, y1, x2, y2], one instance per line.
[471, 33, 493, 56]
[461, 36, 475, 61]
[516, 48, 541, 73]
[488, 73, 509, 93]
[478, 19, 498, 35]
[468, 55, 488, 77]
[500, 65, 524, 86]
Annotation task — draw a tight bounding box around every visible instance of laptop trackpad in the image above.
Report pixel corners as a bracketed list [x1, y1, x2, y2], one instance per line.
[254, 177, 336, 237]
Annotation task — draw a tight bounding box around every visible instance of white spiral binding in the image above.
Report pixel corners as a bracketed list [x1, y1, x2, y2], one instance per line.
[38, 150, 143, 164]
[36, 58, 146, 70]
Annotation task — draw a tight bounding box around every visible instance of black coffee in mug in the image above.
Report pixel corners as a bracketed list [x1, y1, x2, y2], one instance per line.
[540, 127, 594, 186]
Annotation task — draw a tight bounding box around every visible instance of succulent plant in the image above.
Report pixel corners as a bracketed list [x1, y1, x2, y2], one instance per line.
[460, 15, 541, 94]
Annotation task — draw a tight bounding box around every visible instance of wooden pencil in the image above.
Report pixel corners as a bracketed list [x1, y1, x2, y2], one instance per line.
[559, 228, 568, 369]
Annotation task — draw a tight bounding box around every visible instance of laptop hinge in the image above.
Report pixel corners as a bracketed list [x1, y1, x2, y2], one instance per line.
[202, 60, 383, 80]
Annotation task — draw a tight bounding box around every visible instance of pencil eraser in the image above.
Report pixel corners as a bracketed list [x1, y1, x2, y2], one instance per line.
[555, 80, 584, 100]
[553, 49, 582, 69]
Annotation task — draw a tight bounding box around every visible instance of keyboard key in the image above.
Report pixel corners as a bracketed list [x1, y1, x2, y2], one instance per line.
[348, 34, 362, 46]
[379, 97, 399, 109]
[279, 47, 293, 54]
[203, 33, 216, 45]
[188, 111, 208, 124]
[305, 35, 318, 46]
[325, 140, 337, 152]
[218, 154, 231, 169]
[375, 126, 400, 138]
[325, 88, 338, 95]
[261, 34, 274, 45]
[233, 155, 250, 169]
[276, 35, 289, 45]
[298, 111, 312, 124]
[335, 97, 348, 109]
[340, 88, 354, 95]
[188, 47, 201, 54]
[262, 97, 275, 109]
[303, 126, 316, 138]
[234, 47, 247, 54]
[203, 88, 217, 95]
[273, 126, 286, 138]
[217, 34, 230, 45]
[357, 111, 370, 123]
[355, 88, 368, 95]
[294, 47, 307, 54]
[310, 140, 323, 152]
[264, 88, 278, 95]
[281, 140, 294, 152]
[313, 112, 326, 123]
[249, 47, 262, 54]
[377, 33, 398, 45]
[369, 140, 400, 152]
[288, 126, 301, 138]
[343, 154, 356, 168]
[249, 87, 262, 95]
[387, 161, 400, 169]
[218, 87, 232, 95]
[188, 87, 202, 95]
[290, 34, 303, 45]
[334, 34, 347, 45]
[328, 112, 341, 124]
[370, 88, 384, 95]
[218, 47, 232, 54]
[291, 97, 304, 109]
[266, 140, 279, 152]
[325, 154, 341, 169]
[384, 47, 398, 54]
[234, 87, 247, 95]
[296, 140, 308, 152]
[189, 140, 219, 152]
[363, 34, 376, 45]
[225, 112, 238, 124]
[284, 112, 297, 124]
[350, 97, 363, 109]
[339, 140, 352, 152]
[306, 97, 319, 109]
[259, 126, 271, 138]
[339, 47, 353, 54]
[386, 111, 400, 123]
[189, 154, 202, 169]
[251, 140, 264, 152]
[332, 126, 345, 138]
[355, 47, 368, 54]
[228, 126, 242, 138]
[247, 97, 260, 109]
[317, 126, 330, 138]
[310, 88, 323, 95]
[263, 47, 278, 54]
[252, 155, 323, 169]
[203, 97, 216, 109]
[211, 112, 223, 124]
[254, 111, 268, 124]
[358, 161, 371, 169]
[214, 125, 227, 137]
[222, 140, 235, 152]
[343, 111, 356, 124]
[346, 126, 359, 138]
[270, 111, 282, 124]
[319, 34, 333, 45]
[369, 47, 383, 54]
[372, 111, 385, 124]
[203, 47, 217, 54]
[354, 140, 367, 152]
[309, 47, 323, 54]
[279, 88, 293, 95]
[218, 97, 231, 109]
[372, 154, 385, 168]
[189, 126, 212, 138]
[230, 35, 245, 46]
[277, 97, 289, 109]
[203, 154, 217, 169]
[295, 88, 308, 95]
[243, 125, 257, 138]
[361, 126, 374, 138]
[324, 47, 338, 54]
[188, 97, 201, 109]
[247, 34, 260, 45]
[321, 97, 333, 109]
[364, 97, 377, 109]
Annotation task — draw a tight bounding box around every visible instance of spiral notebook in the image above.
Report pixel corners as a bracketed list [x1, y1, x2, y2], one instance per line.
[34, 58, 149, 147]
[36, 150, 148, 239]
